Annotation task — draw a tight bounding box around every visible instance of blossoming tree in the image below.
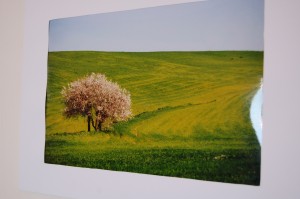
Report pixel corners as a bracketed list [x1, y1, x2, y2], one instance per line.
[61, 73, 131, 132]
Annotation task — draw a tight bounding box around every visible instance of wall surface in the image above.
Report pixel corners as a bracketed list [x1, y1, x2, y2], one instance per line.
[0, 0, 300, 198]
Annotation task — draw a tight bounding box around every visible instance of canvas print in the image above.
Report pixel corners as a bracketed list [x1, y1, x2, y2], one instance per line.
[45, 0, 264, 185]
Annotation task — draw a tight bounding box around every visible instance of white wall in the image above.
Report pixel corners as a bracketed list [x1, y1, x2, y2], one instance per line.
[0, 0, 300, 198]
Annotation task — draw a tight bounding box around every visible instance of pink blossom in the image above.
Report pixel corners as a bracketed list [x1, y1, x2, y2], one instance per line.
[61, 73, 131, 131]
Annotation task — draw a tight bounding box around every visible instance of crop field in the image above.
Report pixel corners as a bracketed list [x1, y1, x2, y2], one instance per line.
[45, 51, 263, 185]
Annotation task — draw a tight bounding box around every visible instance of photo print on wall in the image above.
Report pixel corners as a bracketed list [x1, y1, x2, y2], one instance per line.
[45, 0, 264, 185]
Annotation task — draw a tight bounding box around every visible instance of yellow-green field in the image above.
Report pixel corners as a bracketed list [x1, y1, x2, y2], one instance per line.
[45, 51, 263, 185]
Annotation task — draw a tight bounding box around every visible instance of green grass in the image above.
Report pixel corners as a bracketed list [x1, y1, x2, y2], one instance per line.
[45, 51, 263, 185]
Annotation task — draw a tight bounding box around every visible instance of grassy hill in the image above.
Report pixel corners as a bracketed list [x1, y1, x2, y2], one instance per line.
[45, 51, 263, 185]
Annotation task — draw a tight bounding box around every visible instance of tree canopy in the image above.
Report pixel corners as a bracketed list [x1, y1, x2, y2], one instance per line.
[61, 73, 131, 131]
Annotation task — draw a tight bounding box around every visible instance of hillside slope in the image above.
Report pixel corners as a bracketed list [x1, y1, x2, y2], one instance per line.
[45, 51, 263, 185]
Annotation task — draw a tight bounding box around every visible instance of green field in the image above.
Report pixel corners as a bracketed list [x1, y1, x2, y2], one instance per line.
[45, 51, 263, 185]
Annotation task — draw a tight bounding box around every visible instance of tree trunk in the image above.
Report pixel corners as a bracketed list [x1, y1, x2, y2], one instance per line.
[98, 122, 102, 131]
[87, 113, 94, 132]
[87, 115, 91, 132]
[94, 111, 103, 131]
[94, 118, 102, 131]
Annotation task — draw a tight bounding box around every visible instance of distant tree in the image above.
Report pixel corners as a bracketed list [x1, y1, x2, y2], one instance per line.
[61, 73, 131, 132]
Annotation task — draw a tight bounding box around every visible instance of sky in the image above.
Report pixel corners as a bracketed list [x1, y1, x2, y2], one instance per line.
[48, 0, 264, 52]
